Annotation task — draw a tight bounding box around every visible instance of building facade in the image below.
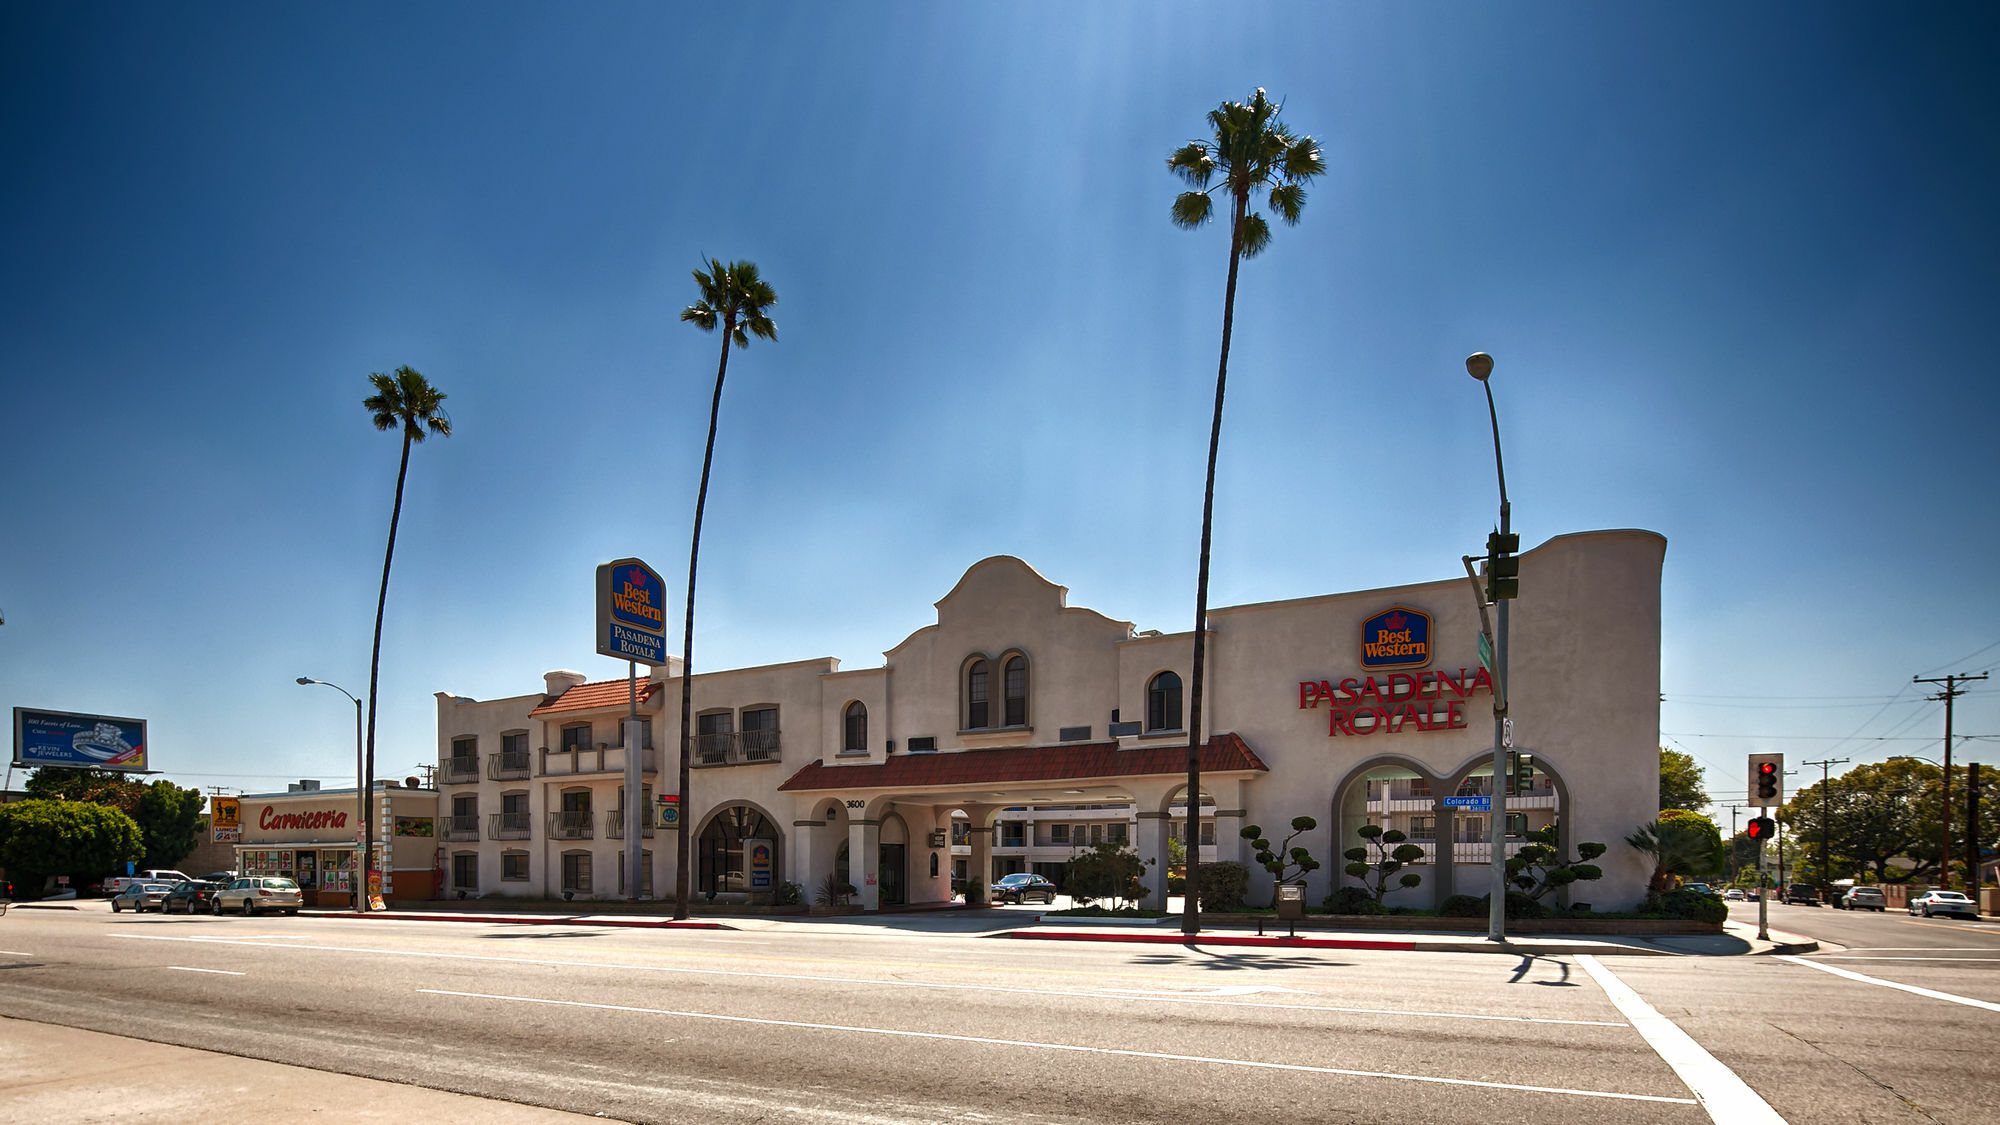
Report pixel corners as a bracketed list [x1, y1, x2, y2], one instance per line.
[435, 529, 1664, 911]
[231, 780, 439, 907]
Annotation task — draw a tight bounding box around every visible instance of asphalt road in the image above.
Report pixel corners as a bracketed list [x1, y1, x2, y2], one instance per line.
[1, 903, 1995, 1124]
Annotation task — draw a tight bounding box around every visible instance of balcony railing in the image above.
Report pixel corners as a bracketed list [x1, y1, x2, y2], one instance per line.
[489, 811, 532, 840]
[540, 744, 658, 778]
[489, 748, 532, 780]
[548, 810, 594, 840]
[441, 815, 480, 841]
[691, 729, 782, 767]
[606, 810, 654, 839]
[441, 757, 480, 785]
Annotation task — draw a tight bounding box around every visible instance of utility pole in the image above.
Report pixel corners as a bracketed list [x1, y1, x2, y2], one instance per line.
[1804, 758, 1849, 902]
[1916, 672, 1987, 890]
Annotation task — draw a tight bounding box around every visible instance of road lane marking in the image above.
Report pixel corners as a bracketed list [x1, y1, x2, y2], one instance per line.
[0, 950, 33, 957]
[1818, 956, 2000, 962]
[417, 987, 1691, 1104]
[1778, 955, 2000, 1012]
[168, 966, 245, 975]
[114, 933, 1620, 1027]
[1576, 955, 1788, 1125]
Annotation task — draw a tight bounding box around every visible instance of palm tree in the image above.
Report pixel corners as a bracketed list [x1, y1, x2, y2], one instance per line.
[361, 366, 450, 911]
[674, 259, 778, 919]
[1167, 89, 1324, 935]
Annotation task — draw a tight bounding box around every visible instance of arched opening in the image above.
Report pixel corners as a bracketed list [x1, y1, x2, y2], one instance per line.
[843, 701, 867, 753]
[1332, 758, 1446, 910]
[1146, 671, 1183, 732]
[697, 804, 781, 899]
[879, 813, 908, 906]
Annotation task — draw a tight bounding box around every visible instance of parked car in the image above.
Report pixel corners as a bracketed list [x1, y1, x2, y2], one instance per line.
[1784, 883, 1821, 906]
[103, 870, 194, 896]
[1683, 883, 1715, 896]
[161, 880, 227, 914]
[1837, 887, 1887, 912]
[1907, 890, 1978, 919]
[989, 873, 1057, 904]
[213, 877, 302, 915]
[1723, 888, 1747, 901]
[109, 882, 175, 912]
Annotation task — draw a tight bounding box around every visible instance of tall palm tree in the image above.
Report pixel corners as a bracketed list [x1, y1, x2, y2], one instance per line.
[1167, 89, 1324, 934]
[674, 259, 777, 919]
[361, 366, 450, 912]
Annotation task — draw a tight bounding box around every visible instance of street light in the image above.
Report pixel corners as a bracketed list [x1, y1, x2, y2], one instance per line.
[298, 677, 367, 913]
[1467, 351, 1512, 943]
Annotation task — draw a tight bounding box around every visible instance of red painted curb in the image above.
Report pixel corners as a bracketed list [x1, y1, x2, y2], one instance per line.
[1008, 930, 1415, 951]
[323, 911, 727, 929]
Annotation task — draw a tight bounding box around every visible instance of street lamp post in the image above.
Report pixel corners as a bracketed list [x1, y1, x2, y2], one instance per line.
[1467, 351, 1511, 943]
[298, 677, 367, 913]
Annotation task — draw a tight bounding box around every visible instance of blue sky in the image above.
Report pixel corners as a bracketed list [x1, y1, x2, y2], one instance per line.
[3, 4, 1995, 810]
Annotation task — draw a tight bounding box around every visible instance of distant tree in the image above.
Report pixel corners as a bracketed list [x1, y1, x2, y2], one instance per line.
[21, 769, 204, 868]
[0, 800, 142, 895]
[1065, 842, 1149, 910]
[1658, 748, 1710, 812]
[1166, 88, 1323, 935]
[674, 259, 778, 921]
[362, 365, 451, 908]
[24, 767, 144, 806]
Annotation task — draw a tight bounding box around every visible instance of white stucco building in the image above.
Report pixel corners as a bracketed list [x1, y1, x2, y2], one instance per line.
[434, 529, 1664, 911]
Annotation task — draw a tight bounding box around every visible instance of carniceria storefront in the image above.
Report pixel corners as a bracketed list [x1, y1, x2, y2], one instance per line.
[234, 780, 439, 907]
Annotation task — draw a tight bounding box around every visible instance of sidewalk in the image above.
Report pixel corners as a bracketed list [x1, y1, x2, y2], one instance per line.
[0, 1017, 599, 1123]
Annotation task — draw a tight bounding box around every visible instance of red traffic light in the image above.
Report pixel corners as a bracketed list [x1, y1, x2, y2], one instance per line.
[1758, 762, 1777, 776]
[1745, 816, 1775, 840]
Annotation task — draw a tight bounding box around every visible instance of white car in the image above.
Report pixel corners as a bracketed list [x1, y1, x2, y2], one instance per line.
[1723, 888, 1746, 901]
[213, 877, 302, 916]
[1907, 890, 1978, 919]
[109, 882, 174, 912]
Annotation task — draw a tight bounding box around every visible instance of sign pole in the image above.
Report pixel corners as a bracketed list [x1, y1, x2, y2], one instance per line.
[625, 660, 643, 901]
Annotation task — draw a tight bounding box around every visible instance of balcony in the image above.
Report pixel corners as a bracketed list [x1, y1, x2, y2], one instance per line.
[441, 757, 480, 785]
[691, 729, 782, 768]
[540, 743, 658, 778]
[441, 815, 480, 842]
[548, 810, 595, 840]
[605, 810, 655, 839]
[489, 811, 532, 840]
[488, 748, 532, 780]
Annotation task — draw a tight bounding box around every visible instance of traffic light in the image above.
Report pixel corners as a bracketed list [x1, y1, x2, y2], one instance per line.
[1745, 816, 1775, 840]
[1485, 531, 1520, 602]
[1512, 752, 1534, 795]
[1747, 753, 1783, 807]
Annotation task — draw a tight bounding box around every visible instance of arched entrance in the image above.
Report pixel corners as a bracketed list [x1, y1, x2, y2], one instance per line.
[879, 813, 908, 907]
[697, 804, 782, 899]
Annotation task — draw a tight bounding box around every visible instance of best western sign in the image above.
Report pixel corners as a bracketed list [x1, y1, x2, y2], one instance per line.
[596, 557, 667, 666]
[1295, 605, 1491, 736]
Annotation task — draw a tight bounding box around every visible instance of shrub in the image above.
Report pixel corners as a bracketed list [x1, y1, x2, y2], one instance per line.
[1166, 874, 1187, 896]
[1065, 842, 1147, 909]
[814, 873, 857, 907]
[1323, 886, 1384, 915]
[772, 881, 803, 906]
[1438, 894, 1486, 918]
[1240, 817, 1322, 889]
[1344, 823, 1423, 905]
[1196, 861, 1250, 912]
[1505, 825, 1607, 903]
[1654, 888, 1728, 924]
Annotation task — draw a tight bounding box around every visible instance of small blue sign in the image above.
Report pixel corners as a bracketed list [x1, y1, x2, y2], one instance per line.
[1360, 606, 1431, 670]
[1441, 796, 1490, 810]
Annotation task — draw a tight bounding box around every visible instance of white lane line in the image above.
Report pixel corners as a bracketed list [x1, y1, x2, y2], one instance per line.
[1778, 955, 2000, 1012]
[418, 987, 1692, 1104]
[1819, 956, 2000, 962]
[1576, 955, 1787, 1125]
[168, 966, 245, 975]
[117, 933, 1616, 1027]
[0, 950, 34, 957]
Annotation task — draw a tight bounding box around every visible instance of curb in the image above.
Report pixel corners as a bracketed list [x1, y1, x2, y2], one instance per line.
[315, 911, 730, 930]
[1003, 930, 1674, 955]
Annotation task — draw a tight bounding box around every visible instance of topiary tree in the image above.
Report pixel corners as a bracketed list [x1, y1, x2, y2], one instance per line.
[1343, 823, 1424, 905]
[1506, 824, 1606, 904]
[1240, 816, 1322, 892]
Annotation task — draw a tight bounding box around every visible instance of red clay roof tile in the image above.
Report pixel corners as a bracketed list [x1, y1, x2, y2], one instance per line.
[777, 733, 1267, 792]
[528, 679, 663, 717]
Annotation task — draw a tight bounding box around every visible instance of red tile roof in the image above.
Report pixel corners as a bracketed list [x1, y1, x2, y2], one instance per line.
[529, 679, 663, 716]
[777, 733, 1267, 792]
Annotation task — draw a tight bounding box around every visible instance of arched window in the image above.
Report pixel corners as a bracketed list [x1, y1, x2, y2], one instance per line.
[843, 701, 868, 753]
[1147, 671, 1183, 731]
[966, 660, 991, 729]
[699, 805, 779, 896]
[1003, 656, 1028, 727]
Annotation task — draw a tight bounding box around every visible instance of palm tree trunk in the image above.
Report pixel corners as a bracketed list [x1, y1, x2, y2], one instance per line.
[1183, 191, 1249, 936]
[675, 323, 734, 920]
[363, 429, 413, 914]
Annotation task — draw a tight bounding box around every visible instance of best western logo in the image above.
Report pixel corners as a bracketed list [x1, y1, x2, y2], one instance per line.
[1359, 606, 1430, 670]
[611, 566, 665, 627]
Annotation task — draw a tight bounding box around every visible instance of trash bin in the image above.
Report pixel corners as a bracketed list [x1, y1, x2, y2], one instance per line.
[1275, 883, 1305, 921]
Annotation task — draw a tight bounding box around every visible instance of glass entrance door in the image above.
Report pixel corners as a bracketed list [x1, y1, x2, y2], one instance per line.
[878, 844, 906, 906]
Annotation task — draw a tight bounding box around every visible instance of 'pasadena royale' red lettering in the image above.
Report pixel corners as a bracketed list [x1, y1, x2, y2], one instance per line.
[258, 806, 350, 831]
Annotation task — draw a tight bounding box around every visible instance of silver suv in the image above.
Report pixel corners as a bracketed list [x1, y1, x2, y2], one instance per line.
[213, 877, 302, 915]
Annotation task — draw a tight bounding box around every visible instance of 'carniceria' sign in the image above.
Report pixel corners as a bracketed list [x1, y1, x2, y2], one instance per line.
[595, 557, 667, 666]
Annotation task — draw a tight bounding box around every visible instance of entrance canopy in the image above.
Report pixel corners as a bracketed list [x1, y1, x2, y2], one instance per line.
[777, 734, 1268, 807]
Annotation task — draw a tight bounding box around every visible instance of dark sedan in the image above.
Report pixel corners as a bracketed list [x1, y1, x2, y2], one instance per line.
[161, 880, 227, 914]
[990, 873, 1057, 904]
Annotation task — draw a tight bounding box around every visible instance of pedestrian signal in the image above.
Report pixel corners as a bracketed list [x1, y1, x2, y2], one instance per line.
[1745, 816, 1775, 840]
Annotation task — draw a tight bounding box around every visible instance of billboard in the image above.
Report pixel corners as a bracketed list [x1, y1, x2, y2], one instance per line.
[13, 707, 149, 772]
[595, 557, 668, 666]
